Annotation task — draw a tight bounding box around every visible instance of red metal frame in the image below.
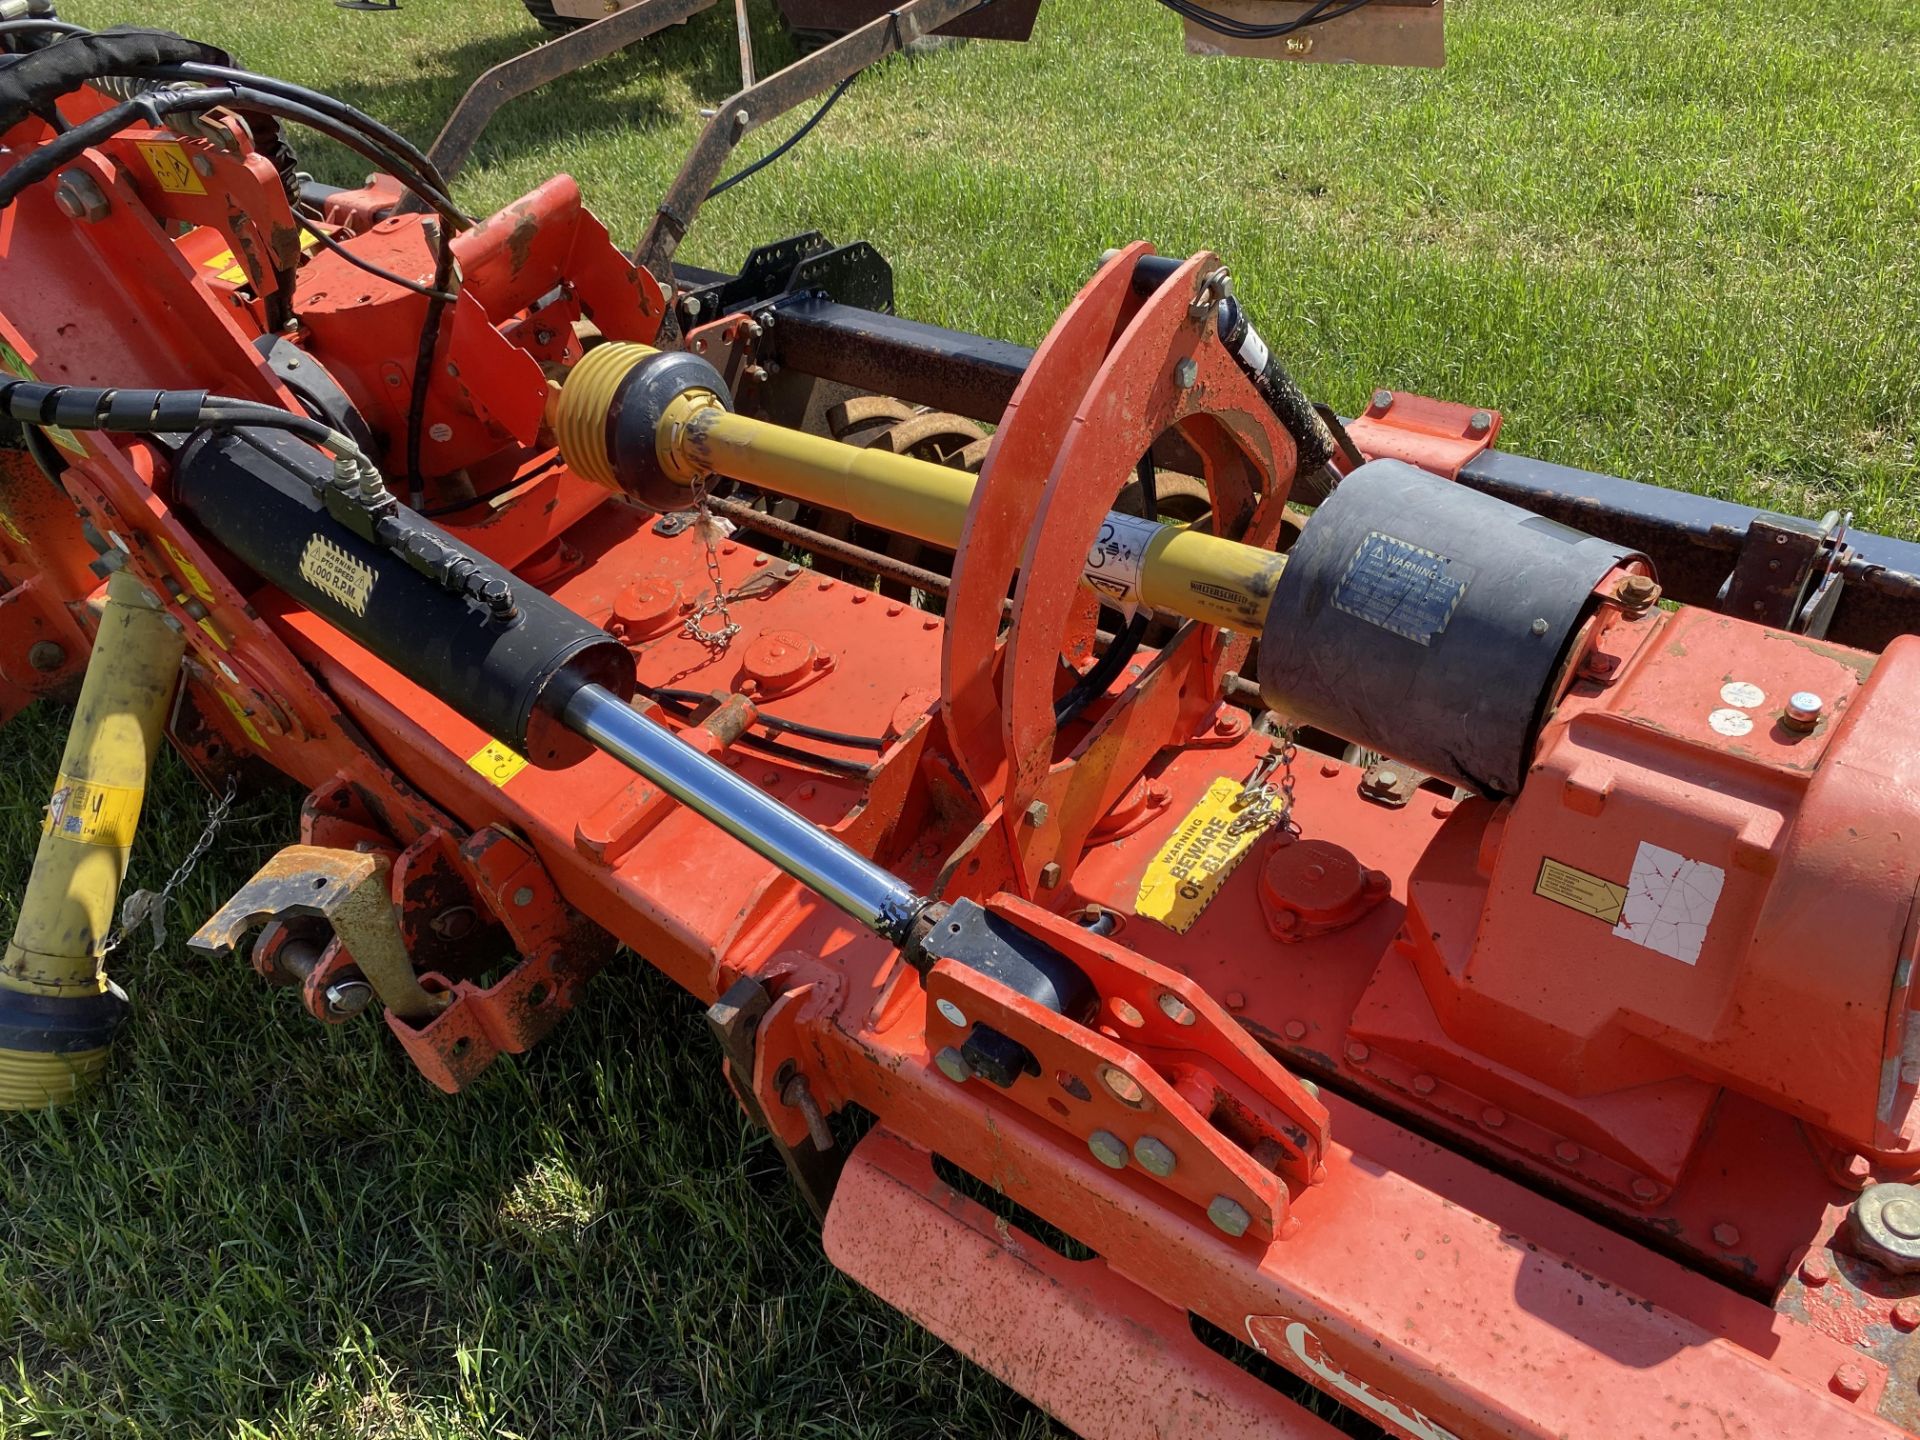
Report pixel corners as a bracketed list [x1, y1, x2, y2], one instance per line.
[5, 77, 1919, 1440]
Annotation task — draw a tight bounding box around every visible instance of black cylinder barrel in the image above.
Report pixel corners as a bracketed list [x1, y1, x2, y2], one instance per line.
[173, 427, 633, 767]
[1258, 459, 1641, 795]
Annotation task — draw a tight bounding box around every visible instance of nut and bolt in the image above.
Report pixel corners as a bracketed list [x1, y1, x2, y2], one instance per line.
[1023, 800, 1050, 827]
[1481, 1107, 1507, 1129]
[1037, 861, 1063, 890]
[53, 170, 110, 222]
[1711, 1222, 1741, 1249]
[1782, 691, 1823, 733]
[1466, 410, 1493, 435]
[323, 979, 373, 1019]
[1798, 1252, 1831, 1287]
[934, 1046, 972, 1084]
[1173, 357, 1198, 390]
[1554, 1140, 1582, 1164]
[1207, 1195, 1252, 1238]
[1614, 573, 1660, 613]
[26, 641, 66, 673]
[1370, 389, 1394, 413]
[1088, 1129, 1129, 1169]
[1412, 1074, 1437, 1096]
[1133, 1136, 1177, 1177]
[1282, 1020, 1307, 1041]
[1345, 1042, 1371, 1064]
[1893, 1298, 1920, 1330]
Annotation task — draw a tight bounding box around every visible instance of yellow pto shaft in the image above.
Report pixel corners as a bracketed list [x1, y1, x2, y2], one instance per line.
[552, 343, 1287, 635]
[0, 569, 185, 1107]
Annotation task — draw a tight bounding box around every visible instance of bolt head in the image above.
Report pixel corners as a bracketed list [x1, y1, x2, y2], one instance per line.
[1370, 389, 1394, 412]
[52, 170, 109, 222]
[1282, 1019, 1307, 1041]
[1481, 1107, 1506, 1129]
[26, 640, 66, 673]
[1831, 1362, 1869, 1401]
[1554, 1140, 1582, 1164]
[1893, 1298, 1920, 1330]
[1207, 1195, 1252, 1238]
[934, 1046, 972, 1084]
[1023, 800, 1050, 828]
[1783, 691, 1824, 732]
[1799, 1252, 1831, 1287]
[1712, 1222, 1741, 1249]
[1037, 861, 1063, 890]
[1412, 1074, 1437, 1096]
[1530, 617, 1550, 636]
[1133, 1136, 1176, 1177]
[1088, 1129, 1129, 1169]
[1173, 357, 1198, 389]
[1345, 1042, 1371, 1064]
[1467, 410, 1493, 435]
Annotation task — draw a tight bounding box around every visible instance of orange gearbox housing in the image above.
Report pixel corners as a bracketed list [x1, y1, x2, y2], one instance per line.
[1360, 601, 1920, 1188]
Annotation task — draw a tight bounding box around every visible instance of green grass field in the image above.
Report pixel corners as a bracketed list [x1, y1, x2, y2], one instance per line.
[3, 0, 1917, 1434]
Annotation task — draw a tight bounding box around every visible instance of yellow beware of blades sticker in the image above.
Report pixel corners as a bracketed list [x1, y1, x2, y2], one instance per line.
[1136, 776, 1266, 933]
[466, 739, 528, 788]
[136, 140, 206, 195]
[218, 692, 267, 748]
[44, 774, 143, 848]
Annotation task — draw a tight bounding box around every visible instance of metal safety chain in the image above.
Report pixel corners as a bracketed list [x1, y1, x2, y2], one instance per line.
[110, 775, 240, 953]
[682, 472, 742, 652]
[1228, 721, 1300, 839]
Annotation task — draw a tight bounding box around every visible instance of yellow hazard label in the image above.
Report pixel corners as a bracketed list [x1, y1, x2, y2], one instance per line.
[136, 140, 206, 195]
[1534, 857, 1627, 925]
[297, 535, 375, 616]
[218, 691, 267, 748]
[160, 537, 219, 605]
[466, 739, 528, 788]
[0, 334, 83, 453]
[43, 774, 143, 848]
[1135, 776, 1266, 933]
[0, 506, 26, 549]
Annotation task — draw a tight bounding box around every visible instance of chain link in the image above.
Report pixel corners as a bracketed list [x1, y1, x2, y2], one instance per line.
[681, 473, 741, 652]
[1227, 722, 1300, 839]
[109, 775, 239, 954]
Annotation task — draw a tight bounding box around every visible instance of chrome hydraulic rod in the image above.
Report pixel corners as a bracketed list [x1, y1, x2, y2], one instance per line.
[562, 683, 926, 942]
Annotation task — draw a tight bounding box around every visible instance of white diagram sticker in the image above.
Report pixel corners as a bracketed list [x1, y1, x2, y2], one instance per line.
[1707, 707, 1754, 737]
[1082, 512, 1158, 615]
[1612, 841, 1725, 965]
[1719, 681, 1765, 708]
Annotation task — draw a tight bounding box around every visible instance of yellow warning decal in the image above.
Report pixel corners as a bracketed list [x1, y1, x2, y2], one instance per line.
[160, 537, 219, 605]
[298, 535, 375, 616]
[466, 739, 528, 788]
[218, 691, 267, 748]
[1135, 776, 1266, 933]
[43, 774, 143, 848]
[205, 230, 317, 286]
[0, 334, 83, 453]
[1534, 857, 1627, 925]
[136, 140, 206, 195]
[0, 506, 27, 549]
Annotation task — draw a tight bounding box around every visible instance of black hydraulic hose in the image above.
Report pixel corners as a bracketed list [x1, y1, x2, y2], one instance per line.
[0, 85, 232, 211]
[404, 228, 459, 507]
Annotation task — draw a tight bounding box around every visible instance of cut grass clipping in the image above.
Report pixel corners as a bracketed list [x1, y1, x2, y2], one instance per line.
[6, 0, 1919, 1434]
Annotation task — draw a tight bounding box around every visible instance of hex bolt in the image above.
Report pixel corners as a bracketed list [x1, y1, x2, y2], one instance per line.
[1799, 1253, 1831, 1287]
[1023, 800, 1050, 828]
[323, 979, 373, 1019]
[934, 1046, 973, 1084]
[1173, 357, 1198, 390]
[1893, 1298, 1920, 1330]
[26, 640, 66, 672]
[1370, 389, 1394, 413]
[1631, 1178, 1661, 1203]
[1412, 1074, 1437, 1096]
[1831, 1362, 1869, 1401]
[52, 170, 110, 222]
[934, 997, 968, 1029]
[1467, 410, 1493, 436]
[1133, 1136, 1177, 1177]
[1037, 862, 1063, 890]
[1614, 573, 1660, 612]
[1088, 1129, 1129, 1169]
[1345, 1042, 1371, 1064]
[1782, 692, 1823, 733]
[1711, 1222, 1741, 1249]
[1481, 1107, 1507, 1129]
[1554, 1141, 1582, 1164]
[1207, 1195, 1252, 1238]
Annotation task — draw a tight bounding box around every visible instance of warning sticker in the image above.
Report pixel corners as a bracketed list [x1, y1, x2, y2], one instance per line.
[1135, 777, 1266, 933]
[298, 535, 375, 617]
[218, 691, 267, 748]
[1534, 857, 1627, 925]
[1332, 532, 1473, 646]
[160, 537, 219, 606]
[135, 140, 207, 195]
[44, 774, 143, 848]
[1612, 841, 1725, 966]
[1083, 512, 1158, 614]
[466, 739, 528, 788]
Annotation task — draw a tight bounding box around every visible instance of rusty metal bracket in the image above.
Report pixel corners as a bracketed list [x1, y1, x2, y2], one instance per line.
[707, 975, 845, 1221]
[189, 845, 446, 1023]
[1720, 508, 1852, 636]
[1342, 388, 1499, 480]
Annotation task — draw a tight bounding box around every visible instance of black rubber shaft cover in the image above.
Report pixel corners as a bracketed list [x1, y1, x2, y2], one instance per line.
[1258, 458, 1641, 796]
[606, 350, 733, 513]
